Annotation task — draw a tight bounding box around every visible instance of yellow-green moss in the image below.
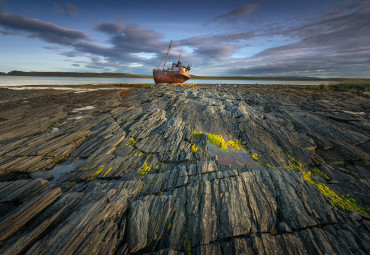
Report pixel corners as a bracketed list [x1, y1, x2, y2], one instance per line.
[193, 131, 203, 136]
[182, 231, 192, 255]
[130, 136, 138, 145]
[276, 153, 370, 215]
[193, 131, 243, 151]
[331, 161, 344, 165]
[207, 133, 242, 150]
[102, 166, 113, 177]
[251, 153, 259, 161]
[137, 160, 152, 179]
[191, 144, 198, 153]
[312, 167, 330, 180]
[301, 170, 369, 215]
[246, 148, 259, 162]
[90, 164, 105, 178]
[363, 158, 370, 165]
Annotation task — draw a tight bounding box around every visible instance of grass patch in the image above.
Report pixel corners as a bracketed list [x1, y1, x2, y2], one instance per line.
[317, 80, 370, 92]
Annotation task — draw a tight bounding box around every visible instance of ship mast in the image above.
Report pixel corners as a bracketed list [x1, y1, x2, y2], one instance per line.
[178, 50, 182, 62]
[162, 40, 172, 70]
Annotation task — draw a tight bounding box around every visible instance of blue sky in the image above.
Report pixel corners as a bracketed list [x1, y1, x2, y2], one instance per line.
[0, 0, 369, 77]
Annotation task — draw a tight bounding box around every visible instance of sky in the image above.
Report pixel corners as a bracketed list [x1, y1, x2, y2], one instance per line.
[0, 0, 369, 77]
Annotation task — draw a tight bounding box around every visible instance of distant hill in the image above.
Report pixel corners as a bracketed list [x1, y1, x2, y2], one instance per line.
[1, 70, 368, 82]
[3, 71, 152, 78]
[190, 75, 325, 81]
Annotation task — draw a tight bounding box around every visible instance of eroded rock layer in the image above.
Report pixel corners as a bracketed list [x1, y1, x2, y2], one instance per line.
[0, 84, 369, 254]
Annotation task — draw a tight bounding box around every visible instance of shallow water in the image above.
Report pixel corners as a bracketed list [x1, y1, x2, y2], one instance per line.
[50, 159, 84, 183]
[72, 106, 95, 112]
[208, 143, 253, 168]
[0, 75, 329, 86]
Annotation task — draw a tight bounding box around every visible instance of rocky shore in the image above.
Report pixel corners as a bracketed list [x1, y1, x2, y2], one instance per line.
[0, 84, 369, 254]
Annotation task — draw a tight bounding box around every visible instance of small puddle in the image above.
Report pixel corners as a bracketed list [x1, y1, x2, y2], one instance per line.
[67, 116, 84, 120]
[72, 106, 95, 112]
[208, 143, 253, 168]
[50, 159, 84, 183]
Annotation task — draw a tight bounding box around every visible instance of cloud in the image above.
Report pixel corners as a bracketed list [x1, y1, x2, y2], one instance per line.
[179, 32, 255, 46]
[0, 7, 254, 74]
[230, 44, 370, 77]
[54, 2, 78, 16]
[57, 21, 167, 71]
[0, 9, 89, 44]
[43, 46, 60, 50]
[95, 23, 125, 35]
[193, 44, 239, 60]
[1, 1, 369, 77]
[0, 29, 22, 35]
[213, 2, 261, 23]
[96, 22, 166, 53]
[174, 32, 254, 66]
[227, 1, 370, 77]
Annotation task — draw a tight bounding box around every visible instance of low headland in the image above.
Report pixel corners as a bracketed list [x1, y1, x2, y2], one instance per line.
[2, 70, 370, 83]
[0, 82, 369, 254]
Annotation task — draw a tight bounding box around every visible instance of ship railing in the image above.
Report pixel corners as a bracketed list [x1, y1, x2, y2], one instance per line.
[180, 62, 192, 70]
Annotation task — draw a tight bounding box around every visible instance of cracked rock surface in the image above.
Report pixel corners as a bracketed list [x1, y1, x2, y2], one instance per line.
[0, 84, 369, 254]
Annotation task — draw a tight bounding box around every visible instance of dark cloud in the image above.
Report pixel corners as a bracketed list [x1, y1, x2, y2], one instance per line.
[213, 2, 261, 23]
[0, 28, 22, 35]
[63, 21, 167, 71]
[71, 63, 80, 67]
[228, 1, 370, 77]
[192, 44, 238, 61]
[174, 32, 254, 66]
[43, 46, 60, 50]
[96, 22, 165, 53]
[0, 9, 89, 44]
[230, 45, 370, 77]
[95, 23, 125, 35]
[54, 2, 78, 16]
[179, 32, 255, 46]
[59, 50, 81, 57]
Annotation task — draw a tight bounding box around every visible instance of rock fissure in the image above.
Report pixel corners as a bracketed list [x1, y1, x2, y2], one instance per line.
[0, 85, 369, 254]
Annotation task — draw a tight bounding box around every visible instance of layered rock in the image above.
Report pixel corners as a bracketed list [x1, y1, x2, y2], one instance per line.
[0, 85, 369, 254]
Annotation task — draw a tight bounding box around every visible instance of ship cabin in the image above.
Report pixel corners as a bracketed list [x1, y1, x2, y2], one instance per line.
[171, 61, 190, 73]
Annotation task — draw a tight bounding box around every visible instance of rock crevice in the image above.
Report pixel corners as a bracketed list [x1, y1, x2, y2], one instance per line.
[0, 85, 368, 254]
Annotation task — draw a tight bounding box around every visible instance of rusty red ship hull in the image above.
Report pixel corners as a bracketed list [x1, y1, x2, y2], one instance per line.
[153, 69, 191, 84]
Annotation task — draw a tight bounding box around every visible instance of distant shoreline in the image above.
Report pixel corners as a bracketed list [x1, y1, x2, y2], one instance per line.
[1, 71, 369, 82]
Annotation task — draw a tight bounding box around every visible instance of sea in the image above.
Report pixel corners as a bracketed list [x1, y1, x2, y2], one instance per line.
[0, 76, 329, 87]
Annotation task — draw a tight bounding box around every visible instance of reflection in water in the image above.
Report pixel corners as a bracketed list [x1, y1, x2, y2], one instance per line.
[50, 159, 84, 183]
[208, 143, 253, 168]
